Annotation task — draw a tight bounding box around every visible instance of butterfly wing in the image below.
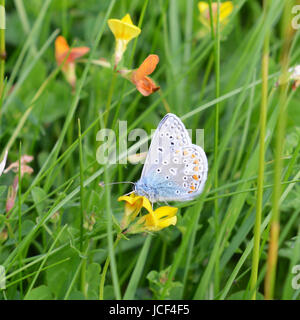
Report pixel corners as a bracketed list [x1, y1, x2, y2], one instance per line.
[141, 113, 192, 178]
[139, 113, 208, 202]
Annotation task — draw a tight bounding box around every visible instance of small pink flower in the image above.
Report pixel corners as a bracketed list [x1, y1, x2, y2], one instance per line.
[4, 155, 34, 177]
[4, 155, 34, 214]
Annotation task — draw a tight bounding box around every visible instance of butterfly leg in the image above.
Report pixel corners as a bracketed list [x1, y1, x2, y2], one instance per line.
[122, 190, 135, 197]
[157, 201, 171, 206]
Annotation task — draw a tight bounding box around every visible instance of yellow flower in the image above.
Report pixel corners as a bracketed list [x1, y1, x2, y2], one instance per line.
[108, 14, 141, 67]
[118, 193, 178, 234]
[118, 193, 152, 229]
[198, 1, 234, 33]
[128, 206, 178, 234]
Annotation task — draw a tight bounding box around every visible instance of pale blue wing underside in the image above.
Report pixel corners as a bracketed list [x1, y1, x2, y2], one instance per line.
[135, 113, 208, 203]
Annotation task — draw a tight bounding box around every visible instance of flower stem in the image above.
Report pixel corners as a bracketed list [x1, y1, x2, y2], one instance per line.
[209, 0, 221, 296]
[78, 118, 88, 297]
[99, 235, 121, 300]
[264, 1, 293, 300]
[78, 118, 84, 252]
[249, 0, 269, 300]
[0, 0, 6, 106]
[104, 71, 117, 127]
[18, 141, 23, 297]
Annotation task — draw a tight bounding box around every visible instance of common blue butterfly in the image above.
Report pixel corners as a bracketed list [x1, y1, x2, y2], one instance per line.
[134, 113, 208, 203]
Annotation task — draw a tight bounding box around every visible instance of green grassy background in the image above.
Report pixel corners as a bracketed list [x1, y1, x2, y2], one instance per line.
[0, 0, 300, 300]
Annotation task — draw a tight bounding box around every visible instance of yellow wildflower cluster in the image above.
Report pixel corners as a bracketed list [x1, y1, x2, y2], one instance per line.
[54, 13, 160, 96]
[118, 193, 178, 234]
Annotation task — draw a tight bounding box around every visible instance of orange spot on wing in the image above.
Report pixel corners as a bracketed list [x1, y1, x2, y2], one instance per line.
[193, 175, 199, 180]
[193, 159, 199, 164]
[194, 166, 199, 172]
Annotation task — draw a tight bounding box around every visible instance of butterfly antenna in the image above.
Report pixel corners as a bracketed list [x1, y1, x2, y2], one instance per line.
[99, 181, 135, 188]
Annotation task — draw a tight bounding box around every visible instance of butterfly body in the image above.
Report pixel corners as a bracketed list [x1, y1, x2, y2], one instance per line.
[134, 113, 208, 203]
[135, 174, 187, 203]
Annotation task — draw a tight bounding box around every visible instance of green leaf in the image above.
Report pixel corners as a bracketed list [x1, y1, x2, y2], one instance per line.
[147, 267, 183, 300]
[228, 290, 264, 300]
[68, 290, 86, 300]
[24, 285, 53, 300]
[86, 263, 101, 299]
[31, 187, 47, 216]
[46, 246, 80, 299]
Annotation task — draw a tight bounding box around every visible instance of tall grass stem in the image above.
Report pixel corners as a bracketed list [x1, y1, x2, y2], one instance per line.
[249, 0, 270, 300]
[264, 1, 293, 300]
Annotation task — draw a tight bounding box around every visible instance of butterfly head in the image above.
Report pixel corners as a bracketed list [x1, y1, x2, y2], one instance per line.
[134, 178, 156, 203]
